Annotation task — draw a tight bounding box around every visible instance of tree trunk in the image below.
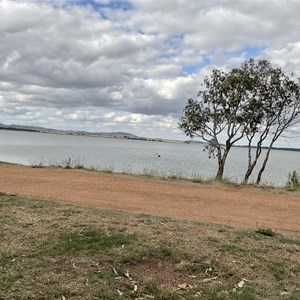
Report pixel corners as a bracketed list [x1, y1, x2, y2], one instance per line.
[215, 161, 225, 181]
[215, 146, 231, 181]
[243, 147, 262, 183]
[244, 128, 270, 184]
[243, 168, 253, 184]
[256, 144, 273, 185]
[243, 137, 254, 184]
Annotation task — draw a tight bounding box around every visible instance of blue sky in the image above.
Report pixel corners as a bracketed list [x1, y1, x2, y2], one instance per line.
[0, 0, 300, 146]
[73, 0, 133, 10]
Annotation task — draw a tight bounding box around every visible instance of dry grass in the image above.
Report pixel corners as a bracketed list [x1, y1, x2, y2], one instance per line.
[0, 193, 299, 299]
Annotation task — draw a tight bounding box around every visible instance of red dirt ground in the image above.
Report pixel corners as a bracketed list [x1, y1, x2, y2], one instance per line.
[1, 164, 299, 234]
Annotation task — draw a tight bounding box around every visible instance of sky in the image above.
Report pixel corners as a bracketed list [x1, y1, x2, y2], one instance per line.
[1, 0, 300, 147]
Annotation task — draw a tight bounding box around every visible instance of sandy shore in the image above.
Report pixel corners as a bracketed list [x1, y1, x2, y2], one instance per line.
[1, 164, 299, 234]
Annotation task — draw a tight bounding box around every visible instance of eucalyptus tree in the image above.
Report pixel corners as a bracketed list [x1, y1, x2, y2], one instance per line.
[255, 78, 300, 184]
[179, 65, 258, 181]
[179, 58, 300, 184]
[241, 60, 300, 184]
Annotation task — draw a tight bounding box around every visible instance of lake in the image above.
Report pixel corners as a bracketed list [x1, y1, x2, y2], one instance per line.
[0, 130, 299, 186]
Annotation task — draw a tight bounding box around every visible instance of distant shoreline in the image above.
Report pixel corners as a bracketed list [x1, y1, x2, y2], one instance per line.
[234, 144, 300, 153]
[1, 125, 300, 152]
[0, 126, 187, 144]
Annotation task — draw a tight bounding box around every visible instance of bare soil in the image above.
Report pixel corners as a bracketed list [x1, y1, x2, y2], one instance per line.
[1, 164, 299, 234]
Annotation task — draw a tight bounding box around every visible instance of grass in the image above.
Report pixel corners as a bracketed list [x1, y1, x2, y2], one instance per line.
[0, 161, 21, 166]
[286, 170, 300, 191]
[2, 157, 299, 192]
[30, 156, 85, 169]
[255, 227, 276, 237]
[0, 193, 299, 299]
[57, 229, 135, 255]
[28, 159, 298, 193]
[25, 157, 300, 192]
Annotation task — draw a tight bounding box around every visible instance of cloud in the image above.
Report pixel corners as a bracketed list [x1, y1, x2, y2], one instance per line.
[266, 42, 300, 74]
[0, 0, 300, 144]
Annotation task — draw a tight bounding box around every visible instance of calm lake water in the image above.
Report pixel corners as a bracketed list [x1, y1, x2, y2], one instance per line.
[0, 130, 299, 186]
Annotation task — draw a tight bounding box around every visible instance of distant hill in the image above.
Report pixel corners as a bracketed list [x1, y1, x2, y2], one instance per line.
[0, 123, 140, 138]
[1, 123, 299, 151]
[0, 123, 178, 143]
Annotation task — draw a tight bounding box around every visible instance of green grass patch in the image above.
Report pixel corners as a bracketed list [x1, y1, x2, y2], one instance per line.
[0, 161, 21, 166]
[255, 227, 276, 237]
[268, 260, 286, 281]
[180, 261, 209, 273]
[57, 229, 135, 254]
[0, 193, 299, 299]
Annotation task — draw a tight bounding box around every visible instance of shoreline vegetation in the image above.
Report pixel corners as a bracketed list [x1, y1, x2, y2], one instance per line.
[1, 192, 299, 299]
[1, 158, 299, 191]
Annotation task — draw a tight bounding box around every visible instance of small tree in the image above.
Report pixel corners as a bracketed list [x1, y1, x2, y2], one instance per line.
[179, 58, 300, 183]
[241, 60, 300, 184]
[255, 78, 300, 184]
[179, 66, 257, 181]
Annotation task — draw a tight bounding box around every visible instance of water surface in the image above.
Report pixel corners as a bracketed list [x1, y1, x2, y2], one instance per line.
[0, 130, 299, 186]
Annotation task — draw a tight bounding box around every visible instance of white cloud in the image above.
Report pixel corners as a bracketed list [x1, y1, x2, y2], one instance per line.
[0, 0, 300, 145]
[266, 42, 300, 75]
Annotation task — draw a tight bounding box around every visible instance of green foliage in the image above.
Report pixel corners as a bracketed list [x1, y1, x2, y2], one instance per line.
[255, 228, 276, 237]
[181, 262, 208, 273]
[219, 243, 243, 254]
[179, 58, 300, 183]
[144, 281, 182, 300]
[286, 170, 300, 191]
[268, 260, 286, 281]
[57, 230, 134, 254]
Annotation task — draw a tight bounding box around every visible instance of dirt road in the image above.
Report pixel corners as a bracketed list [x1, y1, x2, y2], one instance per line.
[1, 164, 299, 234]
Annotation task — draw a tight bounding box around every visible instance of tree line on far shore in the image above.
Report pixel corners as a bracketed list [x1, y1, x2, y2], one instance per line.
[179, 59, 300, 184]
